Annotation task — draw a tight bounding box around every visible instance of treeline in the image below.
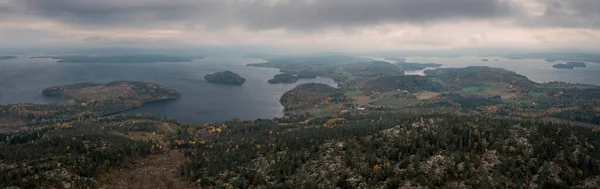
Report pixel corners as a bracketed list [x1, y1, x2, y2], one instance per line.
[362, 75, 447, 93]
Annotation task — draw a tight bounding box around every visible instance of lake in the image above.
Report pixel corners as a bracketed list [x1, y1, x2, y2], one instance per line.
[0, 56, 337, 124]
[0, 55, 598, 124]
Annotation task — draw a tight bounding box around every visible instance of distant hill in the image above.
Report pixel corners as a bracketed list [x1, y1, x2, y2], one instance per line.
[360, 67, 534, 93]
[504, 52, 600, 63]
[424, 66, 535, 90]
[248, 55, 370, 77]
[343, 61, 405, 78]
[54, 54, 194, 63]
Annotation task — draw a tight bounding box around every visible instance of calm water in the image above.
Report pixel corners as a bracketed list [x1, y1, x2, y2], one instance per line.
[1, 56, 598, 124]
[0, 56, 336, 124]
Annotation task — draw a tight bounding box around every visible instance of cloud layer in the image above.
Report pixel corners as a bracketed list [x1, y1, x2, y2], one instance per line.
[14, 0, 520, 29]
[0, 0, 599, 50]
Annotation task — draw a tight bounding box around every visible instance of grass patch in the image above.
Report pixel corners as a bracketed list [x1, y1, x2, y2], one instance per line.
[429, 77, 447, 85]
[484, 82, 506, 91]
[306, 104, 340, 118]
[372, 98, 419, 109]
[459, 82, 505, 95]
[528, 91, 547, 99]
[346, 90, 364, 98]
[460, 87, 480, 94]
[341, 72, 358, 81]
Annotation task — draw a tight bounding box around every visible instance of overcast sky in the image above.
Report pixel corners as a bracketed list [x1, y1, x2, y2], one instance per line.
[0, 0, 599, 51]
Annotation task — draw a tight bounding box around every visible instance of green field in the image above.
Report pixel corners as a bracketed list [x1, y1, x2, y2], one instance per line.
[341, 71, 358, 81]
[429, 77, 447, 84]
[345, 90, 364, 98]
[306, 104, 340, 117]
[527, 91, 547, 99]
[372, 98, 419, 109]
[459, 82, 505, 95]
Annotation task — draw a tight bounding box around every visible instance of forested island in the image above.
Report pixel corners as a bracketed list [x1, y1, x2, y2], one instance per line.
[553, 63, 574, 69]
[204, 71, 246, 85]
[268, 73, 299, 84]
[566, 61, 587, 67]
[51, 54, 195, 63]
[553, 62, 587, 69]
[42, 81, 180, 101]
[0, 56, 17, 60]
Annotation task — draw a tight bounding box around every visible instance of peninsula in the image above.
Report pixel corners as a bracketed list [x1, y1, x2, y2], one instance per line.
[0, 56, 17, 60]
[268, 73, 299, 84]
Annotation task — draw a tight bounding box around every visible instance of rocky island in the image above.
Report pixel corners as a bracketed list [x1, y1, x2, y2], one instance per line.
[0, 56, 17, 60]
[268, 73, 299, 84]
[204, 71, 246, 85]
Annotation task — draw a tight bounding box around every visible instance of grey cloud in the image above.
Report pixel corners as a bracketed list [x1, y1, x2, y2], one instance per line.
[13, 0, 519, 30]
[523, 0, 600, 28]
[235, 0, 519, 30]
[16, 0, 211, 28]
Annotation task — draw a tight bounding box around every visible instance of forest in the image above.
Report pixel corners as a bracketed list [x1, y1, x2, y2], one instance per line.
[0, 114, 172, 188]
[172, 113, 600, 188]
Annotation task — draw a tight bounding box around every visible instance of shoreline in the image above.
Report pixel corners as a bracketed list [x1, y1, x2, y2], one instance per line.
[100, 97, 181, 117]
